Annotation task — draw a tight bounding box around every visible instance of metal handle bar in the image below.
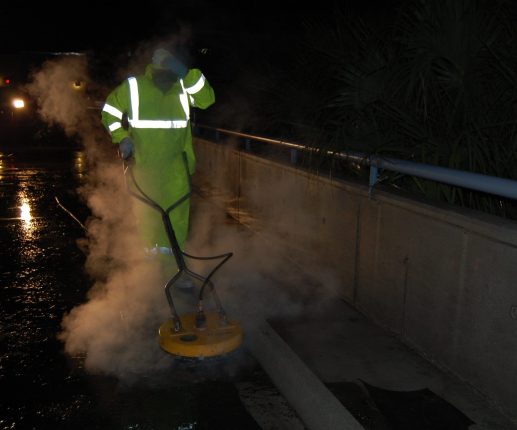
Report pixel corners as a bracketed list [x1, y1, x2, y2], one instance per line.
[122, 157, 233, 331]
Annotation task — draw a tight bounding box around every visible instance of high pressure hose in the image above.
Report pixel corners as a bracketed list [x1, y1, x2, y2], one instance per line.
[122, 159, 233, 332]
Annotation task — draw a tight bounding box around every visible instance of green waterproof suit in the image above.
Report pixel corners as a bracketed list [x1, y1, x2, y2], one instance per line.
[101, 64, 215, 252]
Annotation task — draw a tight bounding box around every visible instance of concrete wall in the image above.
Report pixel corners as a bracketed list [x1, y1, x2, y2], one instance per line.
[193, 137, 517, 421]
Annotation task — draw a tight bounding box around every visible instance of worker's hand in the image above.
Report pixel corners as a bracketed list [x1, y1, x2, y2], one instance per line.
[118, 137, 134, 160]
[153, 48, 187, 79]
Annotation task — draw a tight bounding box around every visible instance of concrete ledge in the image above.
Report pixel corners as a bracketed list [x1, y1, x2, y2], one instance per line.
[247, 320, 364, 430]
[193, 137, 517, 420]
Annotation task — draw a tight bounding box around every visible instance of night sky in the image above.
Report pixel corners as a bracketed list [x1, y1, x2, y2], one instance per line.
[0, 1, 393, 54]
[0, 0, 397, 126]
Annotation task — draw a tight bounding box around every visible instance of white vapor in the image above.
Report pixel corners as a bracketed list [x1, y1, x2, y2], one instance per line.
[26, 52, 177, 380]
[25, 45, 342, 383]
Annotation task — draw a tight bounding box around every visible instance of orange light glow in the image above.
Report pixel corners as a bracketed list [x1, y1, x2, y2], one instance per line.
[12, 98, 25, 109]
[20, 202, 32, 222]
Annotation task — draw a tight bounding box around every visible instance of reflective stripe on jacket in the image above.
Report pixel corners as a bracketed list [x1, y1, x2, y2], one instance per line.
[101, 65, 215, 175]
[100, 65, 215, 250]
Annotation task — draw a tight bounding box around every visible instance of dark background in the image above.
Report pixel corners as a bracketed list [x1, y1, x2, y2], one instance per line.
[0, 1, 397, 53]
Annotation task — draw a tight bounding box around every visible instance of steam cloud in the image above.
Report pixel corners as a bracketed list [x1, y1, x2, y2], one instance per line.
[27, 53, 175, 379]
[26, 47, 338, 382]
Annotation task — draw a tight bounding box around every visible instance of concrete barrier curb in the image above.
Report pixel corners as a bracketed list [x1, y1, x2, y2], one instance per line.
[247, 321, 364, 430]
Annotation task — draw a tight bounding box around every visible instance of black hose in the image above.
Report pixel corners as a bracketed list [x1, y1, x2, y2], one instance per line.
[123, 159, 233, 306]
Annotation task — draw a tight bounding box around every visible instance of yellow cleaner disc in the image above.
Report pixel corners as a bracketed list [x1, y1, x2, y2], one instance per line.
[158, 311, 244, 358]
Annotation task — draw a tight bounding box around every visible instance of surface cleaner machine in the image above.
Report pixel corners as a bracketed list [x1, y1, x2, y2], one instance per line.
[123, 160, 243, 359]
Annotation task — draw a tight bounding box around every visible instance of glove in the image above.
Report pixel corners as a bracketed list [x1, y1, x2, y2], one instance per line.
[118, 137, 134, 160]
[152, 48, 188, 79]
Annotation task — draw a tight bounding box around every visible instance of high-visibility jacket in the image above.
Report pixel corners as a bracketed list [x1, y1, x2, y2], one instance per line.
[101, 64, 215, 252]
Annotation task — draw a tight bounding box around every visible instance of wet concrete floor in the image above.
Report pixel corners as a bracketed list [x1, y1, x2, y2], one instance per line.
[0, 145, 304, 430]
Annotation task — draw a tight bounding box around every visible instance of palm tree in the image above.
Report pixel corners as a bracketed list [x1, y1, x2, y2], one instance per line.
[262, 0, 517, 217]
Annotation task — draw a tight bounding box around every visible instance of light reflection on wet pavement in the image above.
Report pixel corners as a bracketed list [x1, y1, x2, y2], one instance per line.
[0, 148, 271, 430]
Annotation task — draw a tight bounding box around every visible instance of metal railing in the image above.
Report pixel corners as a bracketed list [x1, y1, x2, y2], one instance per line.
[194, 124, 517, 201]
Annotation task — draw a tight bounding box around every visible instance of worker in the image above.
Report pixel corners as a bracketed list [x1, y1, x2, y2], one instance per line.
[101, 46, 215, 278]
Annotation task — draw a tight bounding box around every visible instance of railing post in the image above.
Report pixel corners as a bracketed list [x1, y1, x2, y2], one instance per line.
[290, 149, 298, 165]
[245, 138, 251, 152]
[369, 159, 378, 199]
